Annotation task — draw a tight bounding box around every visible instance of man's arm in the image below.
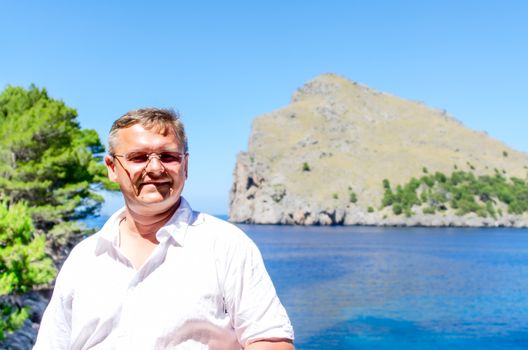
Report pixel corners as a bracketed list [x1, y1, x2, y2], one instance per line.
[222, 232, 295, 348]
[246, 339, 295, 350]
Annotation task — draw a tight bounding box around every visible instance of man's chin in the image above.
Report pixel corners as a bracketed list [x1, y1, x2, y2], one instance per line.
[128, 195, 180, 214]
[124, 185, 182, 212]
[137, 193, 172, 205]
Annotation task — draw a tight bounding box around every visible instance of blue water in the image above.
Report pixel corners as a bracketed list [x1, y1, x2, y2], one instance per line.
[240, 225, 528, 350]
[84, 216, 528, 349]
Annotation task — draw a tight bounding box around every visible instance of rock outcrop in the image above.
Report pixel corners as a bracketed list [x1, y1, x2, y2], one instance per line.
[229, 74, 528, 226]
[1, 291, 51, 350]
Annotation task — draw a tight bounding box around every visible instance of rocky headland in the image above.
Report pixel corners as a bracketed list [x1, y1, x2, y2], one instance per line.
[229, 74, 528, 227]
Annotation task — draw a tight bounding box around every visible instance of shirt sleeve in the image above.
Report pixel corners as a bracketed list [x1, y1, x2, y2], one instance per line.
[222, 235, 294, 347]
[33, 256, 74, 350]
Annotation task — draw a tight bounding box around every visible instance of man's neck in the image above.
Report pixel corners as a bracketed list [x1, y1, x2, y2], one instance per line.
[123, 200, 181, 243]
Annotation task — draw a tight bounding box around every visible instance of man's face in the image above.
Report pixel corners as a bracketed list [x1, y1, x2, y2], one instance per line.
[105, 124, 188, 215]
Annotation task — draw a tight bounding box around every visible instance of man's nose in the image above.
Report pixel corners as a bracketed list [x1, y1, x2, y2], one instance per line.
[145, 154, 165, 173]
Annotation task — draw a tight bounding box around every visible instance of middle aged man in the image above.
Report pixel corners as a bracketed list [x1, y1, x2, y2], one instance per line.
[34, 108, 294, 349]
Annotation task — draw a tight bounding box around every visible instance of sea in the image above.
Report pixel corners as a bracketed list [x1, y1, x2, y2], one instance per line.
[84, 214, 528, 350]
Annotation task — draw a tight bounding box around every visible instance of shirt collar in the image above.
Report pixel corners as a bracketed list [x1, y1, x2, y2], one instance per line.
[155, 197, 194, 246]
[95, 197, 195, 255]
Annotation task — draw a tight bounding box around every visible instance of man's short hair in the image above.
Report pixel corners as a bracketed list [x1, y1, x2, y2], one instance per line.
[108, 108, 188, 154]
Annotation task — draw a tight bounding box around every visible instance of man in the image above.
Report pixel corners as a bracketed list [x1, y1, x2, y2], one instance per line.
[34, 108, 294, 349]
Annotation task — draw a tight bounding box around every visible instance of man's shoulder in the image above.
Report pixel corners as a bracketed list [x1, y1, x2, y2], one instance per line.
[189, 212, 253, 245]
[70, 206, 124, 258]
[66, 230, 103, 260]
[52, 230, 102, 285]
[192, 212, 243, 233]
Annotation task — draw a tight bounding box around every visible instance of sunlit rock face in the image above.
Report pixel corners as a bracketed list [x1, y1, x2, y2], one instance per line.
[230, 74, 528, 226]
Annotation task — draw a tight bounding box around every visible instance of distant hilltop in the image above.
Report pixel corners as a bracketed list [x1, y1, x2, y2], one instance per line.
[229, 74, 528, 227]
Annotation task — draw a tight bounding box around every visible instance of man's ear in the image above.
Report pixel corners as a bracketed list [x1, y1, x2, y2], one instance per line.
[105, 155, 118, 182]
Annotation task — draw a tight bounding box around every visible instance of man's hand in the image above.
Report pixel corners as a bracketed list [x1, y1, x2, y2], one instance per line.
[246, 339, 295, 350]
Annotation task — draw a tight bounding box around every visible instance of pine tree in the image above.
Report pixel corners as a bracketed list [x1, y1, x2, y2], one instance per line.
[0, 85, 109, 338]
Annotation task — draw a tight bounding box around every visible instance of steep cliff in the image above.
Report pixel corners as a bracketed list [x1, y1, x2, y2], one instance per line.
[229, 74, 528, 226]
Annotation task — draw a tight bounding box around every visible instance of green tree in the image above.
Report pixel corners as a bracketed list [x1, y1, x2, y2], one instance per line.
[0, 202, 56, 340]
[0, 85, 109, 337]
[381, 179, 393, 207]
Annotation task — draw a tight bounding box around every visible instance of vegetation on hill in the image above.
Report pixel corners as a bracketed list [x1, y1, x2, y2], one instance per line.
[381, 169, 528, 218]
[0, 85, 108, 339]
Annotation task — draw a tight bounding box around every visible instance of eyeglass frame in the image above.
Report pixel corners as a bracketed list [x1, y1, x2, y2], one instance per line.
[110, 151, 188, 169]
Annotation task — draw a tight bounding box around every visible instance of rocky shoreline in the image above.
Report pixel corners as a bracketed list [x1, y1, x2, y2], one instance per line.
[230, 204, 528, 228]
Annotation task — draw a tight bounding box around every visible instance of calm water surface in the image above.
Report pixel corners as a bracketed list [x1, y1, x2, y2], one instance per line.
[238, 225, 528, 350]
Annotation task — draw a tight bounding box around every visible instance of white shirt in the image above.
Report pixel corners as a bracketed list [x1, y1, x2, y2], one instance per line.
[33, 198, 294, 349]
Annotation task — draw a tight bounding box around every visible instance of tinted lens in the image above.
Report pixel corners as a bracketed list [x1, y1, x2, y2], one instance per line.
[126, 153, 150, 163]
[159, 152, 183, 163]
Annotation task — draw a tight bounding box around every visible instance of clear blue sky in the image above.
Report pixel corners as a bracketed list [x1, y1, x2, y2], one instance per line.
[1, 1, 527, 214]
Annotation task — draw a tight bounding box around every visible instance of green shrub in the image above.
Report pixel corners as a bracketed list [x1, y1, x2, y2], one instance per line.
[381, 180, 394, 207]
[476, 208, 488, 218]
[423, 207, 436, 214]
[485, 202, 496, 218]
[420, 175, 435, 188]
[382, 169, 528, 218]
[0, 202, 56, 339]
[434, 172, 447, 183]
